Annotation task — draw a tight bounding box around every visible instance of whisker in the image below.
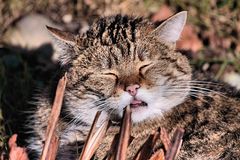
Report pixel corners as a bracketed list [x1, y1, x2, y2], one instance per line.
[108, 107, 118, 118]
[62, 98, 108, 127]
[166, 89, 214, 96]
[165, 89, 218, 100]
[163, 91, 211, 103]
[176, 80, 220, 84]
[154, 81, 221, 88]
[167, 86, 226, 97]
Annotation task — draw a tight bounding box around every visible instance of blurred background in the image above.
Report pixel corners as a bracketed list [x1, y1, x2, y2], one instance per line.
[0, 0, 240, 156]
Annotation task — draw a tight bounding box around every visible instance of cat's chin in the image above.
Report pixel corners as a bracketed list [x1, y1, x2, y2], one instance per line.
[130, 105, 154, 123]
[131, 110, 150, 123]
[110, 104, 150, 123]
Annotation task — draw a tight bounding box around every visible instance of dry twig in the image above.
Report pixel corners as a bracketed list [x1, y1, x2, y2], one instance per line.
[160, 127, 171, 151]
[115, 106, 132, 160]
[165, 128, 184, 160]
[40, 73, 67, 160]
[105, 134, 120, 160]
[79, 111, 109, 160]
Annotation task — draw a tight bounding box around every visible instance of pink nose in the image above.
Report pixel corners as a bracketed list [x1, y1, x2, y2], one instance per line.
[126, 84, 140, 96]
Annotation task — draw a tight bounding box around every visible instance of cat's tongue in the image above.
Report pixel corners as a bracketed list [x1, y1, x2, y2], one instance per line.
[130, 99, 147, 108]
[130, 99, 143, 105]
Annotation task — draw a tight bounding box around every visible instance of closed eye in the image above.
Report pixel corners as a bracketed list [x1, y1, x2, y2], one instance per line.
[139, 63, 153, 78]
[139, 63, 153, 72]
[103, 72, 119, 83]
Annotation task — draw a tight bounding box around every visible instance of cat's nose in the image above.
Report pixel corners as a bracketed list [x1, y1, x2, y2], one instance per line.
[125, 84, 140, 96]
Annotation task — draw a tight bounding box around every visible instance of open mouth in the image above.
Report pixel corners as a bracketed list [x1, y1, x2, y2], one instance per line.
[130, 99, 148, 108]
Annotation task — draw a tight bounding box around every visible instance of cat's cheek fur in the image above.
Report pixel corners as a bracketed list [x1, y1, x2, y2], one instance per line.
[114, 87, 188, 123]
[64, 92, 109, 125]
[131, 107, 151, 122]
[133, 87, 189, 122]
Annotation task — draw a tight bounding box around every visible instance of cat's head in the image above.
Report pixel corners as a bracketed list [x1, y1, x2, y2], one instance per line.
[47, 11, 191, 124]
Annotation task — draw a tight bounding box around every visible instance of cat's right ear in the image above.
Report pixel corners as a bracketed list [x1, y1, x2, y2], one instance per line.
[151, 11, 187, 44]
[46, 26, 76, 65]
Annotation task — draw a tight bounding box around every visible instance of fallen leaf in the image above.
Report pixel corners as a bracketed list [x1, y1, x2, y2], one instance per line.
[151, 5, 173, 22]
[8, 134, 29, 160]
[177, 25, 203, 52]
[223, 71, 240, 90]
[149, 149, 165, 160]
[235, 43, 240, 53]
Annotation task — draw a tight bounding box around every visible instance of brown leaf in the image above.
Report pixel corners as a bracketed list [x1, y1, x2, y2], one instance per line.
[8, 134, 29, 160]
[176, 25, 203, 52]
[151, 5, 174, 22]
[149, 149, 165, 160]
[236, 43, 240, 53]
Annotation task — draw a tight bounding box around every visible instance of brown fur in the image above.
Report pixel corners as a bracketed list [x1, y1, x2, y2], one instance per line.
[25, 13, 240, 160]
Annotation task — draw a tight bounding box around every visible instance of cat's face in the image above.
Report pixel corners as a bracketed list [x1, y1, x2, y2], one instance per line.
[48, 11, 191, 123]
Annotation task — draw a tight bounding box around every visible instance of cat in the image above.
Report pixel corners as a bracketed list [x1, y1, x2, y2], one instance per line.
[24, 11, 240, 160]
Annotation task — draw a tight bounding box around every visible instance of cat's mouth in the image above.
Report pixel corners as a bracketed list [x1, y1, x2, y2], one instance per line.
[130, 99, 148, 108]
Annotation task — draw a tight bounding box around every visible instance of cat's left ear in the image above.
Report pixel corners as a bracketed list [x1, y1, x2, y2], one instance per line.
[46, 26, 76, 65]
[152, 11, 187, 43]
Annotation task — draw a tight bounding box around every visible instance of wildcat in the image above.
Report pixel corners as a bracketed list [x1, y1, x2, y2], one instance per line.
[24, 11, 240, 159]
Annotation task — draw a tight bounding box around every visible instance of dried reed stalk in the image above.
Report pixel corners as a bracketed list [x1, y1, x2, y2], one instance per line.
[133, 127, 184, 160]
[106, 134, 134, 160]
[105, 134, 120, 160]
[40, 73, 67, 160]
[79, 111, 109, 160]
[115, 105, 132, 160]
[165, 128, 184, 160]
[134, 131, 160, 160]
[160, 127, 171, 151]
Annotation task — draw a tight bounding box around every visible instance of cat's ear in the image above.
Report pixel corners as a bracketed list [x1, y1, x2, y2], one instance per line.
[152, 11, 187, 43]
[46, 26, 76, 65]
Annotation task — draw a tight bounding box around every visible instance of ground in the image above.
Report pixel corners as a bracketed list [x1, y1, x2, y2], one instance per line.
[0, 0, 240, 158]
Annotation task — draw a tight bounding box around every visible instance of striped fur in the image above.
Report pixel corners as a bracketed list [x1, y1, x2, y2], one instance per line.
[24, 12, 232, 159]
